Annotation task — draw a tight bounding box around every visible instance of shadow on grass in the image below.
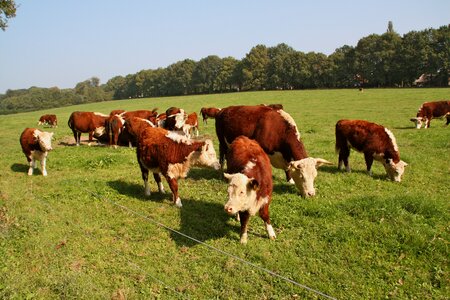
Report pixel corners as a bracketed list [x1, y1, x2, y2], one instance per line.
[393, 126, 416, 130]
[11, 163, 29, 173]
[187, 167, 223, 181]
[171, 197, 236, 247]
[107, 179, 167, 203]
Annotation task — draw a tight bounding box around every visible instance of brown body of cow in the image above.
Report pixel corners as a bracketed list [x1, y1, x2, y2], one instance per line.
[410, 100, 450, 129]
[215, 105, 331, 197]
[20, 128, 54, 176]
[136, 127, 220, 207]
[200, 107, 221, 124]
[109, 109, 126, 117]
[182, 112, 199, 138]
[68, 111, 109, 146]
[38, 114, 57, 127]
[163, 107, 187, 131]
[335, 119, 408, 181]
[224, 136, 275, 244]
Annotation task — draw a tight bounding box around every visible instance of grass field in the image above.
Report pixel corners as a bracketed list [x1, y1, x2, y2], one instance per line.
[0, 89, 449, 299]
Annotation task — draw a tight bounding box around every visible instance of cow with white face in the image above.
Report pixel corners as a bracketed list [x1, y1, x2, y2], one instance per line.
[286, 157, 332, 197]
[20, 128, 54, 176]
[224, 136, 275, 244]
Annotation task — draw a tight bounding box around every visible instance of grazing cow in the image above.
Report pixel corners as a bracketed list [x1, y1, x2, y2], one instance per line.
[224, 136, 275, 244]
[335, 119, 408, 182]
[136, 126, 220, 207]
[410, 100, 450, 128]
[182, 112, 199, 138]
[215, 105, 331, 197]
[200, 107, 221, 124]
[38, 114, 57, 127]
[107, 114, 126, 147]
[163, 107, 187, 131]
[68, 111, 109, 146]
[20, 128, 53, 176]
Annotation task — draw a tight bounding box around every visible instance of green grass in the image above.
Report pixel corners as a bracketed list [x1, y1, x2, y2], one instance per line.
[0, 89, 449, 299]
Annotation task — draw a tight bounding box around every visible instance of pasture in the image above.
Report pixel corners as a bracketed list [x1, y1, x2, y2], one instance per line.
[0, 89, 449, 299]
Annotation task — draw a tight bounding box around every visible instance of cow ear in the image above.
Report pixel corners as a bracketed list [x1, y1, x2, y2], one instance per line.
[247, 178, 259, 191]
[401, 160, 408, 167]
[223, 173, 233, 180]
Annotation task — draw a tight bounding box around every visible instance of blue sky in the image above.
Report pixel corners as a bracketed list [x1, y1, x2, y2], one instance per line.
[1, 0, 449, 93]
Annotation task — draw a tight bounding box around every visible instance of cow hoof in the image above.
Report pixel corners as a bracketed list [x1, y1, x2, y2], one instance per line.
[175, 198, 183, 208]
[288, 178, 295, 185]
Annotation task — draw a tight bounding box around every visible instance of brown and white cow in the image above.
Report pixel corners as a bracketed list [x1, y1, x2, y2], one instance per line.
[20, 128, 54, 176]
[38, 114, 57, 127]
[200, 107, 221, 124]
[68, 111, 109, 146]
[122, 117, 156, 147]
[335, 119, 408, 182]
[136, 126, 220, 207]
[163, 107, 187, 131]
[224, 136, 275, 244]
[182, 112, 199, 138]
[410, 100, 450, 129]
[215, 105, 331, 197]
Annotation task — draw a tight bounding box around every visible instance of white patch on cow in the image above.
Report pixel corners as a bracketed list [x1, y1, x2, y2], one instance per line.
[373, 153, 385, 162]
[224, 173, 266, 216]
[158, 182, 165, 193]
[143, 119, 155, 127]
[383, 159, 408, 182]
[94, 126, 106, 137]
[144, 180, 151, 196]
[288, 158, 318, 197]
[93, 112, 108, 117]
[167, 154, 193, 179]
[193, 140, 221, 170]
[266, 223, 276, 240]
[166, 131, 192, 145]
[243, 160, 256, 172]
[34, 130, 54, 151]
[240, 232, 248, 244]
[384, 128, 399, 152]
[278, 110, 301, 140]
[175, 197, 182, 208]
[268, 152, 288, 170]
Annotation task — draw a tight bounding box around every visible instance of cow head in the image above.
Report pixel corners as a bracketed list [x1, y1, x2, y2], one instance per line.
[384, 159, 408, 182]
[223, 173, 265, 216]
[194, 139, 221, 170]
[36, 131, 54, 151]
[287, 157, 332, 197]
[410, 117, 424, 129]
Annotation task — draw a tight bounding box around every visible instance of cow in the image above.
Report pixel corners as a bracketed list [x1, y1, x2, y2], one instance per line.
[136, 126, 220, 207]
[120, 109, 158, 123]
[182, 112, 199, 138]
[163, 107, 187, 131]
[224, 136, 275, 244]
[68, 111, 109, 146]
[215, 105, 332, 197]
[410, 100, 450, 129]
[20, 128, 54, 176]
[38, 114, 57, 127]
[109, 109, 126, 117]
[335, 119, 408, 182]
[106, 114, 126, 148]
[200, 107, 221, 124]
[122, 117, 156, 146]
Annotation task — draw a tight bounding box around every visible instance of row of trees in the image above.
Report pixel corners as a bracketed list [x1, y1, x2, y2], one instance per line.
[1, 23, 448, 114]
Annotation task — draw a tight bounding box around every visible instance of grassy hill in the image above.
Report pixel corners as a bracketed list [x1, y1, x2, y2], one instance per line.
[0, 89, 449, 299]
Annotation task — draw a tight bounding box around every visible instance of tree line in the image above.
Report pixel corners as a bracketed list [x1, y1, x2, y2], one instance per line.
[1, 23, 448, 114]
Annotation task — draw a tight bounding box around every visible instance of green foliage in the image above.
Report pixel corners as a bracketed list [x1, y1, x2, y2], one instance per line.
[0, 89, 448, 299]
[0, 0, 16, 31]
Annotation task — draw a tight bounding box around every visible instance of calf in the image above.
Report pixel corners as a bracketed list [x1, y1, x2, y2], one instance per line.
[182, 112, 199, 138]
[68, 111, 109, 146]
[163, 107, 187, 131]
[224, 136, 275, 244]
[123, 117, 156, 146]
[20, 128, 53, 176]
[200, 107, 221, 124]
[215, 105, 331, 197]
[410, 100, 450, 128]
[136, 127, 220, 207]
[335, 119, 408, 182]
[38, 114, 57, 127]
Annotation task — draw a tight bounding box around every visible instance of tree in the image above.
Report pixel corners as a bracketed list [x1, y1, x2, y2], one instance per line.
[191, 55, 222, 93]
[241, 45, 270, 90]
[0, 0, 17, 31]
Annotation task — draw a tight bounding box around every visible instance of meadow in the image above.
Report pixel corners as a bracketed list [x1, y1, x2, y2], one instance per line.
[0, 89, 448, 299]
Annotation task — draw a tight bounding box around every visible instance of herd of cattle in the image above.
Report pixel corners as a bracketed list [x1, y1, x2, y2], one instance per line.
[19, 100, 449, 243]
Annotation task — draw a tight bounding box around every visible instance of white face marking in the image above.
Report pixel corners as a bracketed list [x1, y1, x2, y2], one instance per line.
[94, 126, 106, 136]
[383, 160, 407, 182]
[195, 140, 221, 170]
[384, 128, 398, 152]
[224, 173, 265, 216]
[34, 130, 53, 151]
[278, 110, 301, 140]
[173, 109, 187, 129]
[288, 157, 318, 197]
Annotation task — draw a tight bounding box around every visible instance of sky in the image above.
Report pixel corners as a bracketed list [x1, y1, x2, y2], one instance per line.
[1, 0, 449, 93]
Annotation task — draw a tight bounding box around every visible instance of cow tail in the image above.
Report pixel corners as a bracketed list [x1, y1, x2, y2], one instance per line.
[68, 114, 74, 130]
[335, 122, 344, 154]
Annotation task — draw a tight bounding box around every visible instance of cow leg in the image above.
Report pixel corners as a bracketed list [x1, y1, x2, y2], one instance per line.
[140, 165, 150, 196]
[446, 115, 450, 125]
[166, 176, 181, 207]
[219, 142, 227, 168]
[88, 132, 93, 146]
[72, 130, 79, 146]
[338, 147, 351, 172]
[41, 157, 47, 176]
[259, 204, 276, 240]
[285, 170, 294, 184]
[27, 157, 34, 175]
[153, 173, 165, 193]
[364, 152, 374, 176]
[238, 211, 250, 244]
